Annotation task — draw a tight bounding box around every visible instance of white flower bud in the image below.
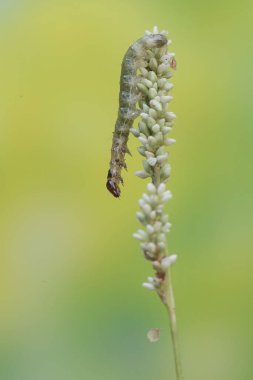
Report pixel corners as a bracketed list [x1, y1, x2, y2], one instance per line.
[147, 136, 157, 147]
[161, 164, 171, 180]
[133, 231, 146, 241]
[165, 111, 176, 120]
[157, 154, 168, 163]
[138, 135, 148, 145]
[139, 67, 148, 77]
[164, 82, 174, 91]
[156, 147, 165, 156]
[148, 88, 157, 99]
[149, 57, 158, 71]
[147, 157, 157, 166]
[148, 71, 157, 83]
[146, 242, 156, 253]
[161, 214, 169, 223]
[142, 104, 150, 113]
[158, 183, 166, 194]
[147, 183, 156, 193]
[161, 54, 173, 63]
[142, 283, 155, 291]
[158, 118, 165, 127]
[158, 241, 166, 250]
[165, 71, 172, 78]
[143, 204, 152, 215]
[138, 229, 147, 237]
[158, 63, 170, 74]
[160, 254, 177, 270]
[142, 193, 150, 203]
[146, 117, 156, 128]
[136, 211, 146, 224]
[161, 190, 173, 202]
[165, 138, 176, 145]
[154, 221, 162, 231]
[137, 83, 149, 95]
[150, 99, 162, 112]
[160, 95, 173, 104]
[149, 194, 158, 205]
[148, 108, 157, 118]
[169, 254, 178, 264]
[155, 132, 164, 145]
[135, 170, 149, 179]
[150, 210, 156, 220]
[130, 128, 140, 137]
[140, 112, 149, 120]
[158, 233, 166, 242]
[156, 204, 164, 213]
[162, 127, 172, 135]
[146, 224, 155, 234]
[145, 151, 154, 159]
[157, 78, 167, 88]
[163, 222, 172, 232]
[139, 123, 149, 136]
[153, 25, 159, 34]
[139, 198, 145, 207]
[142, 78, 153, 88]
[152, 124, 160, 133]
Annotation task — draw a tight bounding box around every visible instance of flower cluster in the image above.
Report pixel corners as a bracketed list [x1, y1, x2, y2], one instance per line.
[130, 28, 176, 184]
[133, 183, 177, 291]
[131, 26, 177, 294]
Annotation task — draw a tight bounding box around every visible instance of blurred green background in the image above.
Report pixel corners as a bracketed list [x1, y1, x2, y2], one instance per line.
[0, 0, 252, 379]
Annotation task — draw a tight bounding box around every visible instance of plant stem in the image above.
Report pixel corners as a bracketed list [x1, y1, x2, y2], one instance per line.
[152, 164, 183, 380]
[163, 269, 183, 380]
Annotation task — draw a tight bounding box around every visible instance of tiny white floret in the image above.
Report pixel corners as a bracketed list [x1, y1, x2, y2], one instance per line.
[147, 183, 156, 193]
[142, 283, 155, 291]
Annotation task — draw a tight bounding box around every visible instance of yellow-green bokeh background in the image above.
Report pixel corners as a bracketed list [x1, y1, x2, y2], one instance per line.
[0, 1, 252, 379]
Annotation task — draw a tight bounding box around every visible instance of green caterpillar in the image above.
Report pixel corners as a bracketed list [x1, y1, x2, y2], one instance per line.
[106, 33, 168, 197]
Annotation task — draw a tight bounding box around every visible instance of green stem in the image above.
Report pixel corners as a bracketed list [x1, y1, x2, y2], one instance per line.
[152, 164, 183, 380]
[163, 269, 183, 380]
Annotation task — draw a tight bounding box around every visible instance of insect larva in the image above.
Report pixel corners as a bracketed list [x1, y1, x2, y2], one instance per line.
[106, 33, 168, 198]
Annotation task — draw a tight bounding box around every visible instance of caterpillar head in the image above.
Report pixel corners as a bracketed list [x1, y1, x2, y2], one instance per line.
[106, 170, 121, 197]
[106, 179, 121, 198]
[145, 34, 168, 48]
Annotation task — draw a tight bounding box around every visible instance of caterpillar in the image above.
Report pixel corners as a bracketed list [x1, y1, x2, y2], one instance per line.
[106, 33, 168, 198]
